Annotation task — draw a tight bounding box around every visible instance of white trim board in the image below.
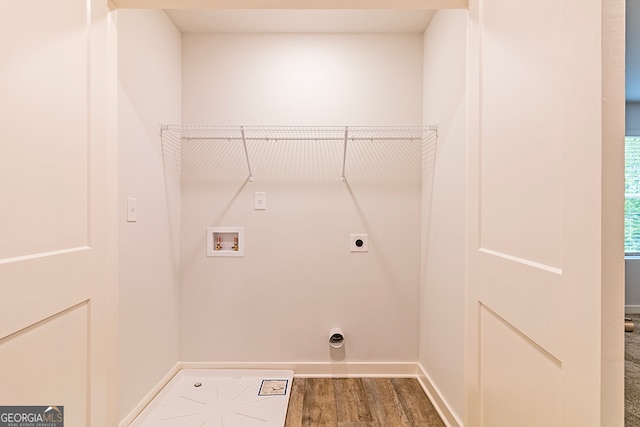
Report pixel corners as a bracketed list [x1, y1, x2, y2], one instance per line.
[120, 362, 182, 427]
[179, 361, 420, 377]
[416, 363, 462, 427]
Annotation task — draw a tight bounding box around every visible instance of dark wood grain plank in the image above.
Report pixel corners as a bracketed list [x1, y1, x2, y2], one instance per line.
[284, 378, 307, 427]
[361, 378, 412, 427]
[284, 377, 446, 427]
[391, 378, 446, 427]
[334, 378, 374, 423]
[301, 378, 338, 427]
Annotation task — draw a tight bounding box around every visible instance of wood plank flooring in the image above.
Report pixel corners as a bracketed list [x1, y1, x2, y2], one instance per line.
[284, 378, 445, 427]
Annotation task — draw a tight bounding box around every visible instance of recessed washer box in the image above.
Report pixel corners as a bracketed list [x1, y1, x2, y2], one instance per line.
[207, 227, 244, 257]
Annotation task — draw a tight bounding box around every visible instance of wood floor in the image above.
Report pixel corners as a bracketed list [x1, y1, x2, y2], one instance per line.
[284, 378, 446, 427]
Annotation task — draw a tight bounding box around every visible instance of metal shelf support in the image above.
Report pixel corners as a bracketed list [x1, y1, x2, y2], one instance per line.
[341, 127, 349, 182]
[240, 126, 254, 182]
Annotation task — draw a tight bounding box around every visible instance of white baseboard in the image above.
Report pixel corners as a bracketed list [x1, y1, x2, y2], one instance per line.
[626, 305, 640, 314]
[416, 363, 463, 427]
[119, 361, 458, 426]
[119, 362, 181, 427]
[178, 361, 419, 377]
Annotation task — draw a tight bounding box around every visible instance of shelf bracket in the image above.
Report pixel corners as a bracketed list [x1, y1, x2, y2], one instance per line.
[159, 122, 168, 138]
[240, 126, 254, 182]
[340, 126, 349, 182]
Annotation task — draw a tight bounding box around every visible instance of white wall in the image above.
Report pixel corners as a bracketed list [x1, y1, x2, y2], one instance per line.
[182, 34, 423, 126]
[420, 10, 467, 425]
[117, 9, 181, 418]
[179, 33, 424, 364]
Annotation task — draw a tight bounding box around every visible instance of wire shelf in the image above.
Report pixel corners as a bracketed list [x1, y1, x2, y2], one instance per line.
[160, 124, 437, 182]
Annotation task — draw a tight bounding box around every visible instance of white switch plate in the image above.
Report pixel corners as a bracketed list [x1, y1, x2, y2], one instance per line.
[127, 198, 137, 222]
[254, 192, 266, 210]
[350, 234, 368, 252]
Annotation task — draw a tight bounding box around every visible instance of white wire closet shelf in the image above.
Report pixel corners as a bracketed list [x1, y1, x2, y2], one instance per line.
[160, 124, 437, 182]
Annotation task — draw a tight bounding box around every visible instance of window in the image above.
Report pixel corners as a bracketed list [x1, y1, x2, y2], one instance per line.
[626, 136, 640, 254]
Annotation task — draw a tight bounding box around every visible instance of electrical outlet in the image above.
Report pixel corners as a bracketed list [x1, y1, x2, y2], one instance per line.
[350, 234, 368, 252]
[254, 192, 266, 210]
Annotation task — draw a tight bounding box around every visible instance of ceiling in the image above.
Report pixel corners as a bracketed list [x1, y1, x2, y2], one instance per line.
[165, 9, 436, 33]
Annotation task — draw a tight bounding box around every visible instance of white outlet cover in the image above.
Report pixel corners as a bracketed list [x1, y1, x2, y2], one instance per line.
[254, 192, 266, 210]
[350, 234, 368, 252]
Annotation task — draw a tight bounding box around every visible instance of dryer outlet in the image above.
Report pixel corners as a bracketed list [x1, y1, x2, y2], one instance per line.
[350, 234, 368, 252]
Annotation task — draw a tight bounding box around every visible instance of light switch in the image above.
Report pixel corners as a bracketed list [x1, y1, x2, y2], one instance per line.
[254, 192, 266, 210]
[127, 198, 137, 222]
